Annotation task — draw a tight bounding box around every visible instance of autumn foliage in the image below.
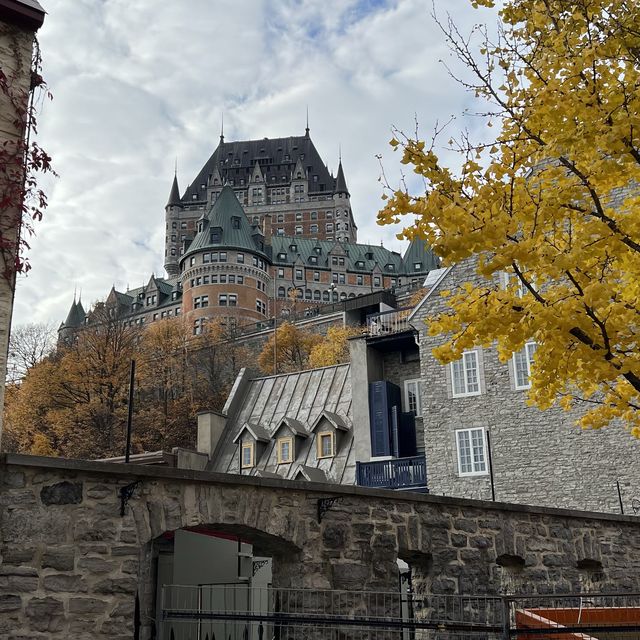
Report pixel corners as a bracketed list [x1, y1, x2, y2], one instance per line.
[379, 0, 640, 434]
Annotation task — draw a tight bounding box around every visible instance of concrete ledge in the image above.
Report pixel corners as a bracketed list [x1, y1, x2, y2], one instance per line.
[2, 452, 639, 525]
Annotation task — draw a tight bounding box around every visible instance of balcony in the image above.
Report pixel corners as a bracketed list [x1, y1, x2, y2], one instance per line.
[366, 307, 413, 337]
[356, 456, 428, 492]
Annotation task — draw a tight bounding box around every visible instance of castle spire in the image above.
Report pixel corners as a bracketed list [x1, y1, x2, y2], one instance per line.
[334, 153, 349, 197]
[166, 172, 181, 208]
[305, 106, 309, 137]
[220, 113, 224, 144]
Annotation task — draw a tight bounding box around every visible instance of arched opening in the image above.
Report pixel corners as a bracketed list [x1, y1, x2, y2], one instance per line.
[142, 523, 301, 640]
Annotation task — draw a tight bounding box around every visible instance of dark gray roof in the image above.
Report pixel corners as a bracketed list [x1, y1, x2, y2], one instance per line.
[182, 135, 337, 202]
[63, 299, 86, 328]
[312, 410, 349, 432]
[402, 238, 440, 273]
[210, 364, 354, 484]
[183, 186, 263, 259]
[166, 174, 181, 207]
[274, 417, 309, 438]
[294, 465, 328, 482]
[334, 160, 349, 196]
[233, 421, 271, 443]
[2, 0, 46, 30]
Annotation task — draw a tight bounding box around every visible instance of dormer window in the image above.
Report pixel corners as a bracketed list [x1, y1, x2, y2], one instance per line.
[277, 437, 293, 464]
[387, 264, 395, 272]
[414, 262, 422, 270]
[232, 216, 241, 229]
[198, 222, 204, 232]
[365, 252, 373, 260]
[356, 260, 364, 269]
[314, 247, 322, 255]
[211, 228, 222, 244]
[317, 432, 335, 459]
[241, 442, 254, 468]
[289, 244, 297, 252]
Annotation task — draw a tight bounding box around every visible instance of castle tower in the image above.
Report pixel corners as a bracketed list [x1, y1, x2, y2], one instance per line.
[333, 157, 357, 243]
[164, 173, 183, 278]
[57, 296, 86, 345]
[180, 186, 272, 334]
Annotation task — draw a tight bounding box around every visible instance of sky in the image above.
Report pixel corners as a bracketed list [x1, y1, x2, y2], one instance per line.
[13, 0, 498, 328]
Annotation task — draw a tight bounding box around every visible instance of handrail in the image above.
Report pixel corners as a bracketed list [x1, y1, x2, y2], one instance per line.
[356, 456, 427, 490]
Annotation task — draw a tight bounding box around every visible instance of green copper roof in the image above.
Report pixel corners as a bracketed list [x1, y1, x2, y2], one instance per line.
[63, 299, 86, 328]
[183, 186, 262, 259]
[402, 238, 440, 273]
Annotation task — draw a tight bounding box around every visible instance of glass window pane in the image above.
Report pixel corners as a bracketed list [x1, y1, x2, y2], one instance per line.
[457, 431, 472, 474]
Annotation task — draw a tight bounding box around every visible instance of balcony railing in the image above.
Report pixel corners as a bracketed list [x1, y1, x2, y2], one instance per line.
[366, 307, 413, 337]
[356, 456, 427, 491]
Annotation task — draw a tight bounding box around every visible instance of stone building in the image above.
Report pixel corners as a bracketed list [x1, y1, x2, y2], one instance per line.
[408, 259, 640, 513]
[0, 0, 45, 445]
[59, 130, 439, 338]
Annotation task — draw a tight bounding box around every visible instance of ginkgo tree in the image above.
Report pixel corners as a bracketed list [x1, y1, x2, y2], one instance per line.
[378, 0, 640, 434]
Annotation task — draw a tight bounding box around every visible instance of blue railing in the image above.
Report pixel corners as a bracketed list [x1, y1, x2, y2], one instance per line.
[356, 456, 427, 491]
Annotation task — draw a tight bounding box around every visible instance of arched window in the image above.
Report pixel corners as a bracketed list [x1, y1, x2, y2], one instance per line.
[323, 291, 330, 301]
[305, 289, 312, 300]
[340, 292, 347, 301]
[313, 290, 321, 300]
[278, 286, 286, 298]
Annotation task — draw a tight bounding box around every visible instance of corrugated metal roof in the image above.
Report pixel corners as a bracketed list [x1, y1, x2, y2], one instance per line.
[210, 364, 354, 484]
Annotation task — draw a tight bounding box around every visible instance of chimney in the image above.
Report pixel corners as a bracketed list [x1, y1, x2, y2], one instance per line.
[197, 410, 227, 459]
[263, 213, 272, 245]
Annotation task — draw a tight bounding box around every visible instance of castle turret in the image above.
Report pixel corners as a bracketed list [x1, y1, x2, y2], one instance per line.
[58, 297, 86, 345]
[164, 173, 183, 278]
[333, 158, 356, 243]
[180, 186, 272, 334]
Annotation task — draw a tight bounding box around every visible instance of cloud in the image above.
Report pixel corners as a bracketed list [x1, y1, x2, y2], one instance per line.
[13, 0, 498, 327]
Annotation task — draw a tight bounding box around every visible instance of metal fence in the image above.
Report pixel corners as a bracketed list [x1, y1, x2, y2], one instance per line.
[159, 586, 640, 640]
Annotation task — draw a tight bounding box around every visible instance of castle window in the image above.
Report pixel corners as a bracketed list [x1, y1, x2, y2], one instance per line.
[310, 224, 318, 234]
[296, 212, 302, 221]
[237, 276, 244, 284]
[175, 308, 181, 315]
[365, 252, 373, 260]
[193, 318, 205, 335]
[256, 299, 267, 315]
[313, 271, 320, 281]
[203, 253, 210, 263]
[277, 228, 285, 236]
[309, 256, 317, 265]
[414, 262, 422, 270]
[357, 275, 363, 286]
[195, 277, 202, 286]
[219, 295, 228, 306]
[229, 294, 237, 307]
[356, 260, 364, 269]
[203, 276, 209, 284]
[237, 253, 244, 263]
[172, 222, 177, 229]
[153, 313, 158, 321]
[313, 290, 321, 300]
[181, 222, 187, 229]
[220, 275, 227, 283]
[289, 244, 297, 252]
[277, 437, 293, 464]
[228, 275, 235, 284]
[326, 211, 333, 219]
[211, 229, 221, 244]
[323, 291, 330, 301]
[305, 289, 312, 300]
[241, 442, 254, 469]
[211, 275, 218, 283]
[211, 252, 218, 262]
[190, 257, 196, 266]
[232, 216, 241, 229]
[340, 292, 347, 300]
[373, 276, 381, 287]
[277, 214, 284, 222]
[295, 269, 303, 280]
[338, 273, 345, 284]
[326, 223, 334, 232]
[219, 252, 227, 262]
[295, 226, 303, 235]
[311, 211, 317, 220]
[277, 268, 285, 278]
[456, 428, 488, 476]
[278, 286, 286, 298]
[317, 432, 335, 459]
[386, 264, 395, 272]
[170, 248, 176, 256]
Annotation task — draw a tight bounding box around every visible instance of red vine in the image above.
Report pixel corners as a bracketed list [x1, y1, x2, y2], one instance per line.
[0, 33, 55, 289]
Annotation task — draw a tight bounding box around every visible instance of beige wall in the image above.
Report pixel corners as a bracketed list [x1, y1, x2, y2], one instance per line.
[0, 19, 39, 447]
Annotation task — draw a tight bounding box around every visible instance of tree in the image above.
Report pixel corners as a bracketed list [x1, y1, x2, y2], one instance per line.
[6, 321, 56, 382]
[308, 325, 362, 368]
[258, 322, 322, 374]
[378, 0, 640, 434]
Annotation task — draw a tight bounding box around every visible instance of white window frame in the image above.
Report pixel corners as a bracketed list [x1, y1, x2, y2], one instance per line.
[513, 342, 537, 390]
[451, 350, 482, 398]
[455, 428, 488, 477]
[501, 270, 525, 298]
[404, 379, 422, 418]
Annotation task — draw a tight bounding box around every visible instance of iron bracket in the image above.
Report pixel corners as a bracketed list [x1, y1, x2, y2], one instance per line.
[317, 496, 342, 523]
[253, 559, 269, 576]
[119, 480, 141, 517]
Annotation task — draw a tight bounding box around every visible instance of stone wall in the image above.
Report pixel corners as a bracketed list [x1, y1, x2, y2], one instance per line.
[0, 11, 43, 447]
[412, 258, 640, 513]
[2, 454, 640, 639]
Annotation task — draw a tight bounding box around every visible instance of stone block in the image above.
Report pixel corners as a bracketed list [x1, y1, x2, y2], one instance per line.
[86, 484, 113, 500]
[69, 597, 109, 614]
[331, 563, 371, 589]
[40, 481, 83, 505]
[3, 472, 25, 488]
[25, 597, 65, 632]
[0, 594, 21, 612]
[42, 573, 86, 593]
[111, 544, 138, 556]
[322, 524, 347, 549]
[1, 544, 36, 564]
[77, 556, 116, 574]
[74, 518, 117, 542]
[94, 576, 137, 595]
[42, 546, 75, 571]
